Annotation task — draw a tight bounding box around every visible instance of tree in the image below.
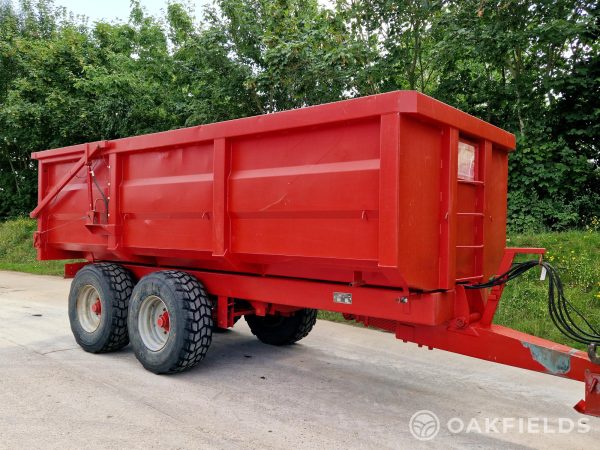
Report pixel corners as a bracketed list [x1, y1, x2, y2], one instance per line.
[0, 0, 597, 230]
[430, 0, 599, 229]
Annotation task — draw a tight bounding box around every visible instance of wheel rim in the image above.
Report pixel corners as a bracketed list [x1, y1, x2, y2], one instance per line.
[138, 295, 170, 352]
[77, 284, 102, 333]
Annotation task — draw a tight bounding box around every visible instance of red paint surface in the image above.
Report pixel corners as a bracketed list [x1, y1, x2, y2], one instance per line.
[33, 92, 600, 415]
[32, 91, 514, 292]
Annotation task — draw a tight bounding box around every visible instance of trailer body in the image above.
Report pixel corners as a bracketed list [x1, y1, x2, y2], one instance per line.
[31, 91, 600, 416]
[33, 92, 511, 317]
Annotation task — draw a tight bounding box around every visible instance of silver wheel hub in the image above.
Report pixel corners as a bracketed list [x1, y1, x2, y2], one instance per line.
[76, 284, 102, 333]
[138, 295, 170, 351]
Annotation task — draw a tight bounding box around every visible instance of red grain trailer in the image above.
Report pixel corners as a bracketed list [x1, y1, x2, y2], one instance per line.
[31, 91, 600, 415]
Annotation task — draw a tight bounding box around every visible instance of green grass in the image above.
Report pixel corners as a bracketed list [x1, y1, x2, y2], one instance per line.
[496, 231, 600, 349]
[0, 217, 70, 276]
[1, 217, 599, 348]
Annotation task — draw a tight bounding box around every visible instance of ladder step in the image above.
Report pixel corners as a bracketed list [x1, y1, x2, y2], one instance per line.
[458, 179, 484, 186]
[457, 212, 484, 217]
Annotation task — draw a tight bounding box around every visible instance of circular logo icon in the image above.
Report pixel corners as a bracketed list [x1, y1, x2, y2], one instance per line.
[409, 410, 440, 441]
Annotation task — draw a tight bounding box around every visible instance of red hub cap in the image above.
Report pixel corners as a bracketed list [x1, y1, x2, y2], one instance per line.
[91, 299, 101, 316]
[157, 311, 170, 332]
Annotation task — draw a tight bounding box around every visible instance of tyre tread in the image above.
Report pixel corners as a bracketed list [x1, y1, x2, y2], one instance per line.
[161, 270, 213, 373]
[246, 308, 317, 346]
[94, 263, 134, 353]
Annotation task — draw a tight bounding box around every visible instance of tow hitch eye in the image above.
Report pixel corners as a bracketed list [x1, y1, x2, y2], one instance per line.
[91, 299, 101, 316]
[157, 311, 170, 332]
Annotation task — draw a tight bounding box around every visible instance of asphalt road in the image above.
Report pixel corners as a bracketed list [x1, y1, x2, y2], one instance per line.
[1, 270, 599, 449]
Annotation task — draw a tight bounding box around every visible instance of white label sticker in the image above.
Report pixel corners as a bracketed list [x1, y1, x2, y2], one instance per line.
[458, 142, 476, 181]
[333, 292, 352, 304]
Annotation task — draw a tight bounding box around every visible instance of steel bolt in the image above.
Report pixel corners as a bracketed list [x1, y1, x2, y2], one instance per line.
[157, 311, 170, 332]
[91, 299, 101, 315]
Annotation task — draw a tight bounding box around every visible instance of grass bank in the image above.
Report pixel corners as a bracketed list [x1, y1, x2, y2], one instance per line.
[494, 231, 600, 349]
[1, 217, 599, 348]
[0, 217, 68, 275]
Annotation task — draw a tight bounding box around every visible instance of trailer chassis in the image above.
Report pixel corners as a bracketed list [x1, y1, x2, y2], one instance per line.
[64, 247, 600, 417]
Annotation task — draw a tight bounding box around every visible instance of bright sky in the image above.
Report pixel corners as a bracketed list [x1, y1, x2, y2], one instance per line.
[52, 0, 209, 23]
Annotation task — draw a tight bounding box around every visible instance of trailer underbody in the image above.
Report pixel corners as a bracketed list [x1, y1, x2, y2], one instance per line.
[63, 246, 600, 417]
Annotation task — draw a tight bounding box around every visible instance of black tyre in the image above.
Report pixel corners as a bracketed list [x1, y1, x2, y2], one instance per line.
[245, 308, 317, 346]
[128, 271, 213, 374]
[68, 263, 134, 353]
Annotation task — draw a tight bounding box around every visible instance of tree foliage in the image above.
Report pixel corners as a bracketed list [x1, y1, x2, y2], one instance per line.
[0, 0, 598, 230]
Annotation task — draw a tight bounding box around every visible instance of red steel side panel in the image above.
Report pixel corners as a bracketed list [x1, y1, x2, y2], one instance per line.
[120, 142, 214, 253]
[229, 118, 380, 261]
[483, 145, 509, 278]
[397, 115, 443, 289]
[32, 91, 515, 292]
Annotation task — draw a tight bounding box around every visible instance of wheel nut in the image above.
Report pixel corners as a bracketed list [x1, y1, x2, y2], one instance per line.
[91, 299, 101, 315]
[157, 311, 170, 332]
